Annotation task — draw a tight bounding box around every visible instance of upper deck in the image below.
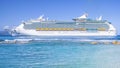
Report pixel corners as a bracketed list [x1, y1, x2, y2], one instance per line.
[22, 14, 111, 31]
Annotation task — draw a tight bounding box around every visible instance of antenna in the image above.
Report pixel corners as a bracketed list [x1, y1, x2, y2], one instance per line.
[46, 17, 49, 21]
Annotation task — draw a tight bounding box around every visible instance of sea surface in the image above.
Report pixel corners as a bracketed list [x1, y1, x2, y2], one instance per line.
[0, 35, 120, 68]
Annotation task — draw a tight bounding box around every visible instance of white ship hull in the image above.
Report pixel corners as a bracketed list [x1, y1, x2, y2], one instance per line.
[11, 19, 116, 37]
[18, 30, 116, 36]
[14, 24, 116, 36]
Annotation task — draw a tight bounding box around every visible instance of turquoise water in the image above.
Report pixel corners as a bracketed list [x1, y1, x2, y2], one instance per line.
[0, 36, 120, 68]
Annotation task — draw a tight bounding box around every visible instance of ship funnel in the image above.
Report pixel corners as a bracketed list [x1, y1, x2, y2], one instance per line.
[38, 15, 44, 20]
[78, 13, 88, 19]
[72, 13, 88, 21]
[38, 15, 45, 21]
[97, 16, 102, 20]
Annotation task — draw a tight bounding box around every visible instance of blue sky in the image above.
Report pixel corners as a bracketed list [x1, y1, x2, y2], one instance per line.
[0, 0, 120, 34]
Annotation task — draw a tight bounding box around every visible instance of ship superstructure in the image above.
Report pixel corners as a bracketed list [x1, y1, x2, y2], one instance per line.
[11, 14, 116, 36]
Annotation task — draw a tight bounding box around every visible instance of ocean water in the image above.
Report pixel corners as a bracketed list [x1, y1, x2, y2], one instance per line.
[0, 36, 120, 68]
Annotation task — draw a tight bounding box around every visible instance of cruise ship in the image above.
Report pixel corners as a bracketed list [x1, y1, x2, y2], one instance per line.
[9, 14, 116, 37]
